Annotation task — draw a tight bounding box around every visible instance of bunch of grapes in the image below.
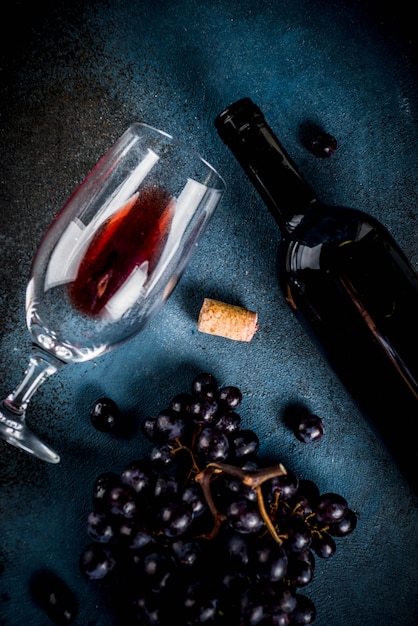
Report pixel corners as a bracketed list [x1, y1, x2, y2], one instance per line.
[80, 373, 357, 625]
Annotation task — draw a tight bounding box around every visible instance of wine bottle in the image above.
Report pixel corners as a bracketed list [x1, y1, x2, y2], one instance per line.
[215, 98, 418, 493]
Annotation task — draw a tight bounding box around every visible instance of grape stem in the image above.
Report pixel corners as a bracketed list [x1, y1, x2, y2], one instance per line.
[195, 461, 288, 543]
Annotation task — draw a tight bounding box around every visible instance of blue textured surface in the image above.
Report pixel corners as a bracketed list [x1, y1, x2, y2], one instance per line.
[0, 1, 417, 624]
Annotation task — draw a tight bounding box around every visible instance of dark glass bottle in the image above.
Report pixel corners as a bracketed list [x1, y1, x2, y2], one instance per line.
[215, 98, 418, 493]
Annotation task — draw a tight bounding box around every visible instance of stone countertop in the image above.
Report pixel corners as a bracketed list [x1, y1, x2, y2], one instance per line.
[0, 1, 417, 624]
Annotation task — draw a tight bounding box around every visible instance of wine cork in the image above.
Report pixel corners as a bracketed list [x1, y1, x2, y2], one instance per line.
[198, 298, 258, 342]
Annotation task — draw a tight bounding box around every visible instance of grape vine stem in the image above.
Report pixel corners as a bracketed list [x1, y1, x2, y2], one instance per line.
[195, 461, 288, 544]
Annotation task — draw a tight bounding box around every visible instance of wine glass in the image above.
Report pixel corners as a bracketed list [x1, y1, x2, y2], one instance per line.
[0, 123, 225, 464]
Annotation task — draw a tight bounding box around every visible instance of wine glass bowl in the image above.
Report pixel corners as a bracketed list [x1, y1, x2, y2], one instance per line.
[0, 123, 225, 463]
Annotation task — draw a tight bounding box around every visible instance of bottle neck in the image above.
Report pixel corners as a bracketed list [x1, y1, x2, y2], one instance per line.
[214, 98, 317, 232]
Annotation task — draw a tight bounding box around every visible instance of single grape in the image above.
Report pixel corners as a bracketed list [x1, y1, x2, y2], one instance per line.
[294, 413, 325, 443]
[169, 392, 193, 414]
[227, 499, 264, 534]
[218, 385, 243, 410]
[79, 543, 116, 580]
[196, 427, 230, 463]
[230, 429, 259, 458]
[309, 132, 338, 158]
[86, 511, 115, 543]
[315, 493, 348, 524]
[289, 479, 320, 517]
[137, 546, 176, 592]
[171, 538, 201, 568]
[132, 590, 166, 626]
[92, 471, 120, 512]
[189, 395, 219, 425]
[120, 459, 152, 497]
[89, 397, 121, 433]
[271, 611, 291, 626]
[106, 484, 138, 518]
[181, 482, 207, 517]
[290, 594, 316, 624]
[157, 498, 194, 537]
[311, 531, 336, 558]
[154, 410, 187, 441]
[191, 372, 218, 397]
[287, 556, 314, 587]
[284, 518, 313, 554]
[267, 469, 299, 502]
[141, 416, 157, 440]
[228, 477, 258, 502]
[153, 474, 179, 500]
[269, 586, 297, 614]
[224, 530, 251, 567]
[118, 520, 154, 550]
[214, 410, 242, 435]
[30, 570, 78, 625]
[148, 443, 175, 471]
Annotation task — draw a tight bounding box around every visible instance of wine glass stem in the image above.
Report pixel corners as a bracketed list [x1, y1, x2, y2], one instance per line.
[2, 346, 65, 418]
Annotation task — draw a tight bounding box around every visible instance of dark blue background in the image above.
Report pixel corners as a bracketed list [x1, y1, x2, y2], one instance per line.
[0, 1, 417, 624]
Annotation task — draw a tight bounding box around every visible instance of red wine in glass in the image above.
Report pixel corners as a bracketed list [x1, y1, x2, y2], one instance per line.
[68, 186, 175, 317]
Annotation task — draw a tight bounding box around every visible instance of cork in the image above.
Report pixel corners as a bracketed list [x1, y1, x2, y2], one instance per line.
[198, 298, 258, 342]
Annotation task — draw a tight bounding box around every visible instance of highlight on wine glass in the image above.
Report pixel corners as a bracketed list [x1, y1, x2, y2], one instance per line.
[0, 123, 225, 464]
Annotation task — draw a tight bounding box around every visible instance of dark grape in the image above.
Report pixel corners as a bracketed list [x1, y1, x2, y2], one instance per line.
[119, 520, 154, 550]
[120, 459, 152, 497]
[227, 499, 264, 534]
[89, 397, 121, 432]
[31, 570, 78, 625]
[189, 396, 219, 425]
[315, 493, 348, 524]
[309, 132, 338, 158]
[287, 556, 314, 587]
[196, 427, 230, 462]
[157, 498, 194, 537]
[132, 590, 166, 626]
[92, 471, 120, 512]
[169, 392, 193, 414]
[191, 372, 218, 397]
[284, 518, 312, 554]
[290, 594, 317, 624]
[218, 385, 242, 410]
[270, 586, 297, 614]
[230, 429, 259, 458]
[214, 409, 242, 435]
[293, 413, 325, 443]
[153, 474, 179, 500]
[86, 511, 115, 543]
[148, 443, 175, 471]
[267, 469, 299, 502]
[228, 477, 258, 502]
[106, 484, 138, 518]
[171, 538, 201, 568]
[136, 546, 176, 592]
[224, 530, 251, 567]
[141, 416, 156, 440]
[181, 483, 207, 517]
[312, 531, 336, 558]
[79, 543, 116, 580]
[154, 410, 187, 441]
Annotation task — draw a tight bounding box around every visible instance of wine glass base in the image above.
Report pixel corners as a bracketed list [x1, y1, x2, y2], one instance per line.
[0, 417, 60, 464]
